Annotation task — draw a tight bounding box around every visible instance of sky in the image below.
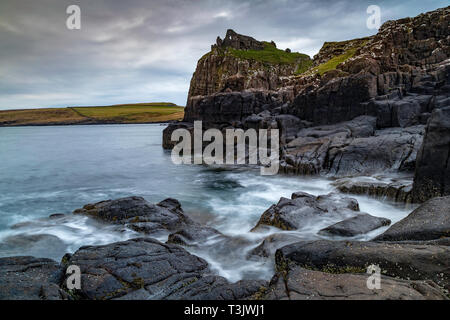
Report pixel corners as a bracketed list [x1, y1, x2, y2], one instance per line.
[0, 0, 448, 110]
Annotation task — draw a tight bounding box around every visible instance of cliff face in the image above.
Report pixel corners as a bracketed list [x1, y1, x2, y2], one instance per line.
[288, 6, 450, 125]
[165, 6, 450, 202]
[186, 29, 312, 119]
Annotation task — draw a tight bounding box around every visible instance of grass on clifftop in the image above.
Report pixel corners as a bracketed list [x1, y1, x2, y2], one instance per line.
[315, 48, 358, 75]
[228, 42, 311, 66]
[0, 103, 184, 126]
[72, 103, 184, 122]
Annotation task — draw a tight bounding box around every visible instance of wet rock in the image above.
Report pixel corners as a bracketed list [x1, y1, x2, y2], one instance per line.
[167, 224, 225, 246]
[290, 73, 378, 125]
[252, 192, 360, 231]
[0, 234, 67, 261]
[0, 256, 66, 300]
[318, 214, 391, 237]
[62, 237, 266, 300]
[375, 196, 450, 241]
[332, 177, 413, 203]
[73, 196, 193, 236]
[264, 265, 447, 300]
[280, 117, 423, 176]
[275, 240, 450, 290]
[325, 126, 423, 176]
[412, 106, 450, 202]
[248, 233, 306, 258]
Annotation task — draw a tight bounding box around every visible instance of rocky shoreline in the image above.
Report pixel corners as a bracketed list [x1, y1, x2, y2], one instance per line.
[0, 194, 448, 300]
[0, 6, 449, 300]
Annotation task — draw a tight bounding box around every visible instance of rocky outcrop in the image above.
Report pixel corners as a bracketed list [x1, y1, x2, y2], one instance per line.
[61, 238, 266, 300]
[412, 106, 450, 202]
[318, 214, 391, 237]
[73, 197, 193, 237]
[163, 7, 450, 188]
[264, 265, 447, 300]
[187, 29, 311, 109]
[167, 224, 225, 246]
[332, 176, 413, 203]
[288, 7, 449, 126]
[275, 240, 450, 290]
[251, 192, 360, 231]
[0, 256, 66, 300]
[280, 117, 424, 176]
[375, 196, 450, 241]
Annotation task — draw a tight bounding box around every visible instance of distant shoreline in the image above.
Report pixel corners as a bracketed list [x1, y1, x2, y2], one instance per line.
[0, 102, 184, 127]
[0, 119, 178, 127]
[0, 120, 176, 128]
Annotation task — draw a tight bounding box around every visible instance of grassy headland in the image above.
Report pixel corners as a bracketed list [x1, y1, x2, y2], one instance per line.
[0, 103, 184, 127]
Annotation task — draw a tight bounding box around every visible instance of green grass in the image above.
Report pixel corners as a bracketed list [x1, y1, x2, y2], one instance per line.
[228, 42, 311, 65]
[72, 103, 183, 120]
[295, 59, 313, 75]
[0, 102, 184, 126]
[315, 48, 358, 75]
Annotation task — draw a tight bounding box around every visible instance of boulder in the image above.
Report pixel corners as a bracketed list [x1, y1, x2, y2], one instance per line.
[252, 192, 360, 231]
[0, 256, 66, 300]
[375, 196, 450, 241]
[280, 117, 423, 176]
[318, 213, 391, 237]
[62, 237, 266, 300]
[73, 197, 193, 236]
[275, 240, 450, 290]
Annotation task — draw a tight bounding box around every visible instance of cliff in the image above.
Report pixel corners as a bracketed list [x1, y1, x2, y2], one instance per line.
[164, 6, 450, 202]
[186, 29, 311, 115]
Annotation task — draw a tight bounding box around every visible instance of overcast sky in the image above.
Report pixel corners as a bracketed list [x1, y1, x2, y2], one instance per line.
[0, 0, 447, 110]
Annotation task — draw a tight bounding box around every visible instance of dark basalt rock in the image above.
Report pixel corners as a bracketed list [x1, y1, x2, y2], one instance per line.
[62, 238, 266, 300]
[167, 224, 225, 246]
[0, 256, 66, 300]
[281, 119, 424, 176]
[0, 234, 67, 262]
[264, 265, 447, 300]
[248, 233, 307, 258]
[290, 73, 379, 125]
[73, 196, 193, 236]
[412, 106, 450, 202]
[275, 240, 450, 290]
[318, 213, 391, 237]
[332, 177, 413, 203]
[183, 91, 284, 123]
[251, 192, 360, 231]
[375, 196, 450, 241]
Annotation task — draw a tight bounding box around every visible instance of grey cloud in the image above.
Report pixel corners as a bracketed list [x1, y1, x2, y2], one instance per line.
[0, 0, 448, 109]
